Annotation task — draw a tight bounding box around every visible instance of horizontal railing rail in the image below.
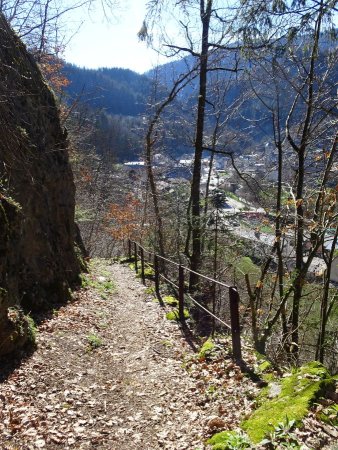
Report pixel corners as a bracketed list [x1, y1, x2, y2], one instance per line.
[127, 239, 242, 360]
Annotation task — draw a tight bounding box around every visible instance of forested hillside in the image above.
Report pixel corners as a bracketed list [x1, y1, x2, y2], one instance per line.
[64, 41, 338, 166]
[61, 65, 155, 162]
[63, 65, 153, 116]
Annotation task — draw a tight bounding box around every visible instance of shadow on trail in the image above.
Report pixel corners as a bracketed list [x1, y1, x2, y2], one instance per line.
[179, 323, 199, 352]
[0, 346, 35, 383]
[0, 290, 82, 383]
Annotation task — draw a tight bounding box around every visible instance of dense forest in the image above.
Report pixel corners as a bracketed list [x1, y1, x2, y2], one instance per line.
[63, 65, 152, 117]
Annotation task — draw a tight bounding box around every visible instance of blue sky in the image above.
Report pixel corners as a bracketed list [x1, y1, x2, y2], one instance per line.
[63, 0, 162, 73]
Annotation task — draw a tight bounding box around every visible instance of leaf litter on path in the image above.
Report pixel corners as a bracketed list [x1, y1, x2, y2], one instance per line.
[0, 261, 334, 450]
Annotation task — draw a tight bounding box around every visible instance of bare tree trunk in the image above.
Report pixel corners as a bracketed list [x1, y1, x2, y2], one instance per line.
[287, 6, 324, 362]
[189, 0, 212, 289]
[145, 132, 165, 256]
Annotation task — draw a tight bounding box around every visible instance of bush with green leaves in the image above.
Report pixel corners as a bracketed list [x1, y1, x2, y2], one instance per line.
[260, 418, 301, 449]
[207, 430, 252, 450]
[86, 333, 103, 350]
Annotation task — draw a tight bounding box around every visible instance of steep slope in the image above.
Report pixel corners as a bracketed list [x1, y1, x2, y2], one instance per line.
[0, 14, 82, 355]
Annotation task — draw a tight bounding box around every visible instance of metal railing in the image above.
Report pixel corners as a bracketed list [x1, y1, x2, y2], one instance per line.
[128, 239, 242, 361]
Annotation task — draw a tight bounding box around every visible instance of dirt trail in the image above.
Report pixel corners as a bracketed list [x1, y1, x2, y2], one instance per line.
[0, 262, 216, 449]
[0, 261, 335, 450]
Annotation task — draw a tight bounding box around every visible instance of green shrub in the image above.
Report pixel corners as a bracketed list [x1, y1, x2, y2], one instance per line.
[86, 333, 103, 350]
[198, 338, 215, 358]
[260, 418, 301, 449]
[166, 308, 190, 320]
[163, 295, 178, 306]
[207, 431, 252, 449]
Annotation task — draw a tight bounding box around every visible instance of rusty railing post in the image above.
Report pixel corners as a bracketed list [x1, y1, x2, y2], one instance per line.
[140, 247, 145, 285]
[134, 242, 138, 274]
[178, 265, 185, 322]
[229, 286, 242, 361]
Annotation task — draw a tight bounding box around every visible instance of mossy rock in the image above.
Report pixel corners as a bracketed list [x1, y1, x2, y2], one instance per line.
[198, 338, 216, 358]
[242, 361, 335, 443]
[259, 360, 272, 373]
[166, 308, 189, 321]
[136, 267, 155, 279]
[119, 256, 135, 264]
[0, 308, 37, 355]
[207, 430, 251, 449]
[163, 295, 178, 306]
[129, 262, 155, 279]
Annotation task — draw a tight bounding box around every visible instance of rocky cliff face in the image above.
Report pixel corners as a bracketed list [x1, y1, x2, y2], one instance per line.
[0, 14, 82, 355]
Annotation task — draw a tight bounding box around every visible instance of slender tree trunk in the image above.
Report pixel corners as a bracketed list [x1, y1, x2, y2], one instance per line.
[202, 118, 218, 253]
[288, 6, 324, 362]
[189, 0, 212, 289]
[290, 149, 305, 359]
[273, 81, 288, 348]
[145, 133, 165, 257]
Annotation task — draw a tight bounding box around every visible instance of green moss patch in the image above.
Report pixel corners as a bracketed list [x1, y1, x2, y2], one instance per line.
[236, 257, 260, 277]
[118, 256, 135, 264]
[198, 338, 216, 358]
[166, 308, 190, 321]
[6, 308, 37, 352]
[128, 262, 155, 279]
[128, 262, 136, 271]
[26, 315, 37, 345]
[242, 361, 335, 443]
[139, 267, 155, 279]
[86, 333, 103, 350]
[259, 360, 272, 373]
[163, 295, 178, 306]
